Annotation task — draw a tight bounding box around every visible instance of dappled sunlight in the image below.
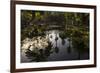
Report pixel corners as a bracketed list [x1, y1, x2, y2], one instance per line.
[22, 36, 49, 51]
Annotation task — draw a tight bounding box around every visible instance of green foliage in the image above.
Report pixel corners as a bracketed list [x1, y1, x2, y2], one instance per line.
[21, 10, 89, 44]
[59, 32, 67, 39]
[71, 27, 89, 53]
[21, 10, 32, 22]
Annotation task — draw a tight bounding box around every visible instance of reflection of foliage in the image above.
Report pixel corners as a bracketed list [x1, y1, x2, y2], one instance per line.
[25, 49, 47, 62]
[62, 39, 66, 45]
[59, 32, 66, 45]
[55, 36, 58, 41]
[55, 46, 59, 53]
[59, 25, 89, 58]
[71, 28, 89, 59]
[67, 45, 71, 54]
[55, 34, 59, 53]
[67, 38, 71, 54]
[25, 42, 53, 62]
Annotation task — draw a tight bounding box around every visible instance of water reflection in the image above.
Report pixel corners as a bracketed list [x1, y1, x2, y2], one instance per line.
[21, 30, 89, 63]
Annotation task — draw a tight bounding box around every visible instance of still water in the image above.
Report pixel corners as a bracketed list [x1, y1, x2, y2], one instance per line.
[21, 30, 89, 63]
